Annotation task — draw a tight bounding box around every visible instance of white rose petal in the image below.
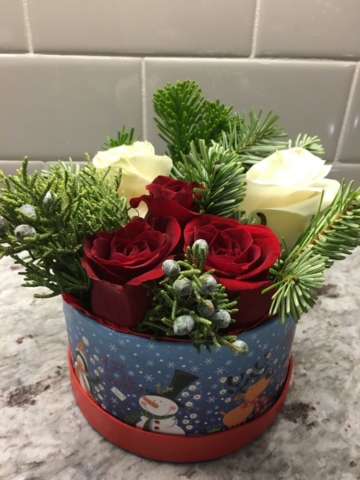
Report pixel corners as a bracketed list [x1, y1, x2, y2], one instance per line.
[92, 141, 173, 217]
[240, 147, 341, 249]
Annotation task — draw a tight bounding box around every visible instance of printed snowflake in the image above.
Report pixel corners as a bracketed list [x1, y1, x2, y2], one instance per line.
[117, 339, 127, 346]
[147, 343, 156, 350]
[167, 362, 175, 368]
[191, 366, 200, 373]
[206, 410, 213, 415]
[94, 348, 100, 354]
[207, 396, 216, 403]
[146, 360, 155, 367]
[111, 397, 119, 405]
[204, 358, 213, 365]
[215, 367, 225, 375]
[251, 333, 258, 340]
[212, 384, 219, 389]
[109, 343, 118, 352]
[144, 374, 154, 382]
[225, 360, 232, 366]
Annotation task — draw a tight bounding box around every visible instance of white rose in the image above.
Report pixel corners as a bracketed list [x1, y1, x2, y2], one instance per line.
[239, 147, 341, 249]
[92, 141, 173, 217]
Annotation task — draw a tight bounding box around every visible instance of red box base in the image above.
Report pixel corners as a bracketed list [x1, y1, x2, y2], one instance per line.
[68, 349, 293, 462]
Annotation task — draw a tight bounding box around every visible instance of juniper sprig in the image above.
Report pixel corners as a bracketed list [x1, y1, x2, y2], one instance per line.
[136, 240, 248, 354]
[0, 157, 129, 299]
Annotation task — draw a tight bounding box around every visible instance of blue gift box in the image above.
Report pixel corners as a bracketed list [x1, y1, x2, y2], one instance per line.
[64, 299, 296, 437]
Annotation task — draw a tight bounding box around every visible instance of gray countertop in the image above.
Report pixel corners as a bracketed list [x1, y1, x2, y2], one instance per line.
[0, 252, 359, 480]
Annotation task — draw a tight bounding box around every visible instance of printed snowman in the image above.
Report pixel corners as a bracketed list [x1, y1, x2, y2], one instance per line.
[73, 340, 99, 399]
[135, 370, 198, 435]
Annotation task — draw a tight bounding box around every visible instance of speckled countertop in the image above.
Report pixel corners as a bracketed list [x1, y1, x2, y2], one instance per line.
[0, 251, 359, 480]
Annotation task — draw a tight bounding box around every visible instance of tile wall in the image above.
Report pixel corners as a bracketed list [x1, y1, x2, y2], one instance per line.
[0, 0, 360, 184]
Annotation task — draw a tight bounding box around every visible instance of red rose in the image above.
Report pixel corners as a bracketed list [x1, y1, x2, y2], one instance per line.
[130, 175, 204, 227]
[82, 216, 181, 328]
[183, 214, 281, 329]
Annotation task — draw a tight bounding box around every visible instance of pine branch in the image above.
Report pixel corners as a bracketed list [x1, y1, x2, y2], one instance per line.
[172, 140, 246, 217]
[264, 182, 360, 322]
[292, 181, 360, 266]
[102, 126, 139, 150]
[0, 157, 129, 300]
[153, 80, 233, 164]
[265, 250, 326, 323]
[218, 110, 287, 171]
[218, 113, 325, 172]
[288, 134, 325, 157]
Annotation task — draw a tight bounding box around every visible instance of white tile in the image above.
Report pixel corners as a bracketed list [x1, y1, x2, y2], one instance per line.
[28, 0, 256, 56]
[0, 56, 142, 161]
[0, 0, 28, 52]
[337, 72, 360, 163]
[256, 0, 360, 59]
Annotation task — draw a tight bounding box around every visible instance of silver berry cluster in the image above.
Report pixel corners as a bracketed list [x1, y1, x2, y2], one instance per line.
[153, 239, 248, 354]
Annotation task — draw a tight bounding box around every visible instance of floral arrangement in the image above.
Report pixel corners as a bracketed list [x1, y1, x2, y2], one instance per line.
[1, 80, 359, 355]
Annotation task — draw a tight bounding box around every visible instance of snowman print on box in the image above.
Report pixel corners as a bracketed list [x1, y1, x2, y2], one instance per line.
[73, 340, 100, 399]
[125, 370, 198, 435]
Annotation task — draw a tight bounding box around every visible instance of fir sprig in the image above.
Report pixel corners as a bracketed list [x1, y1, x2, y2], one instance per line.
[218, 112, 324, 172]
[153, 80, 232, 164]
[264, 182, 360, 322]
[0, 157, 129, 299]
[153, 81, 324, 174]
[172, 140, 246, 217]
[287, 134, 325, 157]
[102, 126, 139, 150]
[136, 241, 248, 353]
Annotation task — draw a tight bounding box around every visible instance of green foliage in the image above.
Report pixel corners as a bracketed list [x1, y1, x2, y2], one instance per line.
[153, 80, 233, 164]
[136, 243, 244, 353]
[0, 157, 129, 299]
[153, 81, 324, 177]
[172, 140, 246, 217]
[218, 112, 324, 172]
[264, 182, 360, 322]
[287, 134, 325, 157]
[102, 126, 139, 150]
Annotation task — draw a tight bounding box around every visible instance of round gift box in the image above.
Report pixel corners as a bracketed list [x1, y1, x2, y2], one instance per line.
[64, 300, 296, 461]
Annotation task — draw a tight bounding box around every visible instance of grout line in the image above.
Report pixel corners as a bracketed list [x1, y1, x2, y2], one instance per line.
[333, 63, 359, 164]
[250, 0, 261, 58]
[22, 0, 34, 54]
[0, 52, 358, 65]
[141, 59, 147, 140]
